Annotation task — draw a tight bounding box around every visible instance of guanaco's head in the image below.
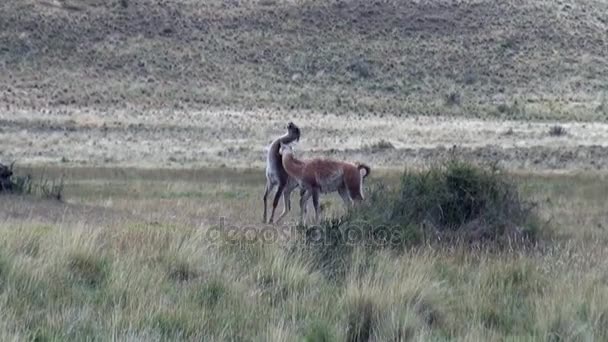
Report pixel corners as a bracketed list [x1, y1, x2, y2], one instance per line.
[286, 122, 301, 141]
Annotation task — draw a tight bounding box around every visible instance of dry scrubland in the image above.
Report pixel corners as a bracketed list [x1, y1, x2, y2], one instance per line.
[2, 0, 608, 341]
[0, 166, 608, 340]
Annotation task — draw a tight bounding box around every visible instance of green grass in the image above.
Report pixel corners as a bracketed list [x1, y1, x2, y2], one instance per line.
[1, 166, 608, 340]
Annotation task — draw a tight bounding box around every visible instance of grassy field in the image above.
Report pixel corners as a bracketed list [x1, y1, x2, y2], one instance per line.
[2, 0, 608, 340]
[1, 166, 608, 341]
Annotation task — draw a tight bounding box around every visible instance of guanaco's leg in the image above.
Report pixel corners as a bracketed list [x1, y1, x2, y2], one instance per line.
[311, 188, 321, 224]
[269, 181, 286, 224]
[276, 180, 298, 224]
[338, 187, 352, 209]
[299, 189, 312, 225]
[263, 180, 275, 223]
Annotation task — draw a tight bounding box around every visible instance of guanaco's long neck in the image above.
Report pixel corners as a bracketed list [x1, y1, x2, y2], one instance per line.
[281, 152, 304, 179]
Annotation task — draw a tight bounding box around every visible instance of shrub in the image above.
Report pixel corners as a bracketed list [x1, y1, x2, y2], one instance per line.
[445, 91, 461, 107]
[167, 260, 198, 283]
[548, 125, 567, 137]
[366, 140, 395, 151]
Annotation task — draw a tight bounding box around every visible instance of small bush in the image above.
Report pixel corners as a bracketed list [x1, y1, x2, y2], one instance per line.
[496, 100, 526, 117]
[445, 91, 461, 107]
[167, 261, 198, 283]
[548, 125, 567, 137]
[367, 139, 395, 151]
[497, 103, 510, 114]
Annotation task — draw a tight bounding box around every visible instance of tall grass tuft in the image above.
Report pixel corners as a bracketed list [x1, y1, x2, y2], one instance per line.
[68, 252, 110, 288]
[345, 296, 376, 342]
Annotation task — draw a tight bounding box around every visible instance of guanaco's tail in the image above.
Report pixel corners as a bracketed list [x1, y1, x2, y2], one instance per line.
[356, 163, 371, 179]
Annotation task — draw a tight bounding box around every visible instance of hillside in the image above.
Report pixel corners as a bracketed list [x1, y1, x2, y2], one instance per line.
[1, 0, 607, 120]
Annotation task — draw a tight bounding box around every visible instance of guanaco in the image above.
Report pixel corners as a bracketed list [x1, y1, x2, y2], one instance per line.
[262, 122, 302, 224]
[279, 143, 370, 224]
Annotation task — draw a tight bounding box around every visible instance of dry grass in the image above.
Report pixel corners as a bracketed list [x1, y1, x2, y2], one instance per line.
[1, 0, 607, 120]
[1, 166, 607, 340]
[2, 0, 608, 338]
